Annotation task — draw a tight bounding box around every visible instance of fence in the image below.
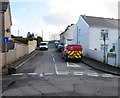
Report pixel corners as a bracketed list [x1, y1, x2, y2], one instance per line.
[0, 40, 37, 68]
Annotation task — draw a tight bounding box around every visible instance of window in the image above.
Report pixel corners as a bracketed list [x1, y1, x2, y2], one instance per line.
[101, 29, 108, 39]
[101, 44, 108, 52]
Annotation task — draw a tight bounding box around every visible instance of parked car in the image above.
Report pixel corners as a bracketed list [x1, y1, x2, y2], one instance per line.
[57, 44, 64, 52]
[62, 44, 82, 62]
[55, 43, 60, 48]
[39, 42, 49, 50]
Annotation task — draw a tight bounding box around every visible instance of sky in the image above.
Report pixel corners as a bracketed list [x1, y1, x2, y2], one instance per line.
[10, 0, 119, 41]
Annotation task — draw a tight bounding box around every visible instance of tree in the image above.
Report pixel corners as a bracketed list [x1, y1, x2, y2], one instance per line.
[27, 32, 35, 39]
[34, 36, 43, 47]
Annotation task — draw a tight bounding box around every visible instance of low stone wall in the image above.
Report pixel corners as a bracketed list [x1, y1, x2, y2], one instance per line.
[1, 40, 37, 67]
[28, 40, 37, 53]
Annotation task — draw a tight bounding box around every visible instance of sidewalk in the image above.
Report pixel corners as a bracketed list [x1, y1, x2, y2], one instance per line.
[82, 56, 120, 76]
[2, 50, 39, 75]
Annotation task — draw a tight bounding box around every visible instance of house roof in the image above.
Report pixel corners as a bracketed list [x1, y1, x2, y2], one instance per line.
[81, 15, 119, 29]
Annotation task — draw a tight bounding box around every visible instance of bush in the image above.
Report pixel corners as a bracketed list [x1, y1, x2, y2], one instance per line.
[110, 48, 114, 52]
[94, 48, 97, 50]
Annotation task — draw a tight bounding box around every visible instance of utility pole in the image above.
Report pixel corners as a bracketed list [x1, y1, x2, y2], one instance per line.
[103, 34, 106, 63]
[18, 30, 19, 36]
[42, 29, 43, 41]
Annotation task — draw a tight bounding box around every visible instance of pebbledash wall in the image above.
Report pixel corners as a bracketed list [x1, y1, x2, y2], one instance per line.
[0, 40, 37, 68]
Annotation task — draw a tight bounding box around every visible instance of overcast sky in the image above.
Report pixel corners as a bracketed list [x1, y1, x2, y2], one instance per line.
[10, 0, 119, 41]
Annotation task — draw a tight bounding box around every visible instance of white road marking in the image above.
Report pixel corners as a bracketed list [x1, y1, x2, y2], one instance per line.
[55, 64, 59, 74]
[67, 62, 81, 68]
[45, 73, 54, 75]
[74, 72, 84, 75]
[12, 73, 24, 76]
[53, 58, 55, 62]
[87, 73, 98, 77]
[102, 74, 114, 77]
[28, 73, 38, 75]
[57, 71, 69, 75]
[15, 51, 39, 69]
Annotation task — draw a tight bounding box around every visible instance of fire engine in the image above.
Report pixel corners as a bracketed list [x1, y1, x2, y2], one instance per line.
[62, 44, 82, 62]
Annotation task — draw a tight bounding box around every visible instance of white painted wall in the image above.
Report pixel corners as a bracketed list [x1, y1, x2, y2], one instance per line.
[74, 16, 89, 56]
[74, 16, 119, 67]
[67, 25, 76, 40]
[89, 27, 118, 66]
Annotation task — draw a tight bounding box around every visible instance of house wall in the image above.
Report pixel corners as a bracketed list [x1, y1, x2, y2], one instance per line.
[60, 32, 66, 44]
[74, 16, 89, 56]
[89, 27, 118, 66]
[4, 5, 11, 38]
[67, 25, 76, 40]
[28, 40, 37, 53]
[89, 28, 118, 51]
[0, 12, 2, 51]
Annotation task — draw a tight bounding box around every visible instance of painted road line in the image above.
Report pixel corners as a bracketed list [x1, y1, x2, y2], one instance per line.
[12, 73, 24, 76]
[45, 73, 54, 75]
[53, 58, 55, 62]
[67, 62, 81, 68]
[55, 64, 59, 74]
[87, 73, 98, 77]
[15, 51, 39, 69]
[28, 73, 38, 75]
[102, 74, 114, 77]
[74, 72, 84, 76]
[57, 71, 69, 75]
[73, 63, 81, 67]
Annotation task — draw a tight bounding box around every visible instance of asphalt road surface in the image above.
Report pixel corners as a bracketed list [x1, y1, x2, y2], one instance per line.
[2, 43, 120, 97]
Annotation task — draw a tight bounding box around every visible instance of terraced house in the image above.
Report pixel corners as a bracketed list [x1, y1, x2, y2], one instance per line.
[0, 0, 12, 67]
[73, 15, 120, 67]
[0, 0, 12, 51]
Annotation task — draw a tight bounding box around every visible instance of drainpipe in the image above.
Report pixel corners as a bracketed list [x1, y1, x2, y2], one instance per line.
[0, 10, 5, 52]
[118, 2, 120, 67]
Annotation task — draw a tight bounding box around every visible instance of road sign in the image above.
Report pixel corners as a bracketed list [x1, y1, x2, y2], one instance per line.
[2, 37, 9, 43]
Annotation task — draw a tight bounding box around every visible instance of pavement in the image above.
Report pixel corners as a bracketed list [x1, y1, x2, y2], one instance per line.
[82, 56, 120, 76]
[2, 50, 39, 75]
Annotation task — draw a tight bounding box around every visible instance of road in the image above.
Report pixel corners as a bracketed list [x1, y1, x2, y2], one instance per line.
[2, 43, 120, 97]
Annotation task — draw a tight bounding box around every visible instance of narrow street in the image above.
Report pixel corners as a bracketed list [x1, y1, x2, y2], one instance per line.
[2, 43, 119, 96]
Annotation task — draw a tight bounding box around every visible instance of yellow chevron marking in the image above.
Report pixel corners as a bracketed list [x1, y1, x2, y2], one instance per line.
[68, 51, 71, 54]
[70, 51, 74, 55]
[75, 56, 78, 58]
[77, 52, 80, 55]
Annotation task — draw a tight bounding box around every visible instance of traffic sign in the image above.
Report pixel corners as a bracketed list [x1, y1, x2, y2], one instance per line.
[2, 37, 9, 43]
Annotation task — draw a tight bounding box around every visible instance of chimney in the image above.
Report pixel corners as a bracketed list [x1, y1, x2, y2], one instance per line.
[84, 14, 86, 19]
